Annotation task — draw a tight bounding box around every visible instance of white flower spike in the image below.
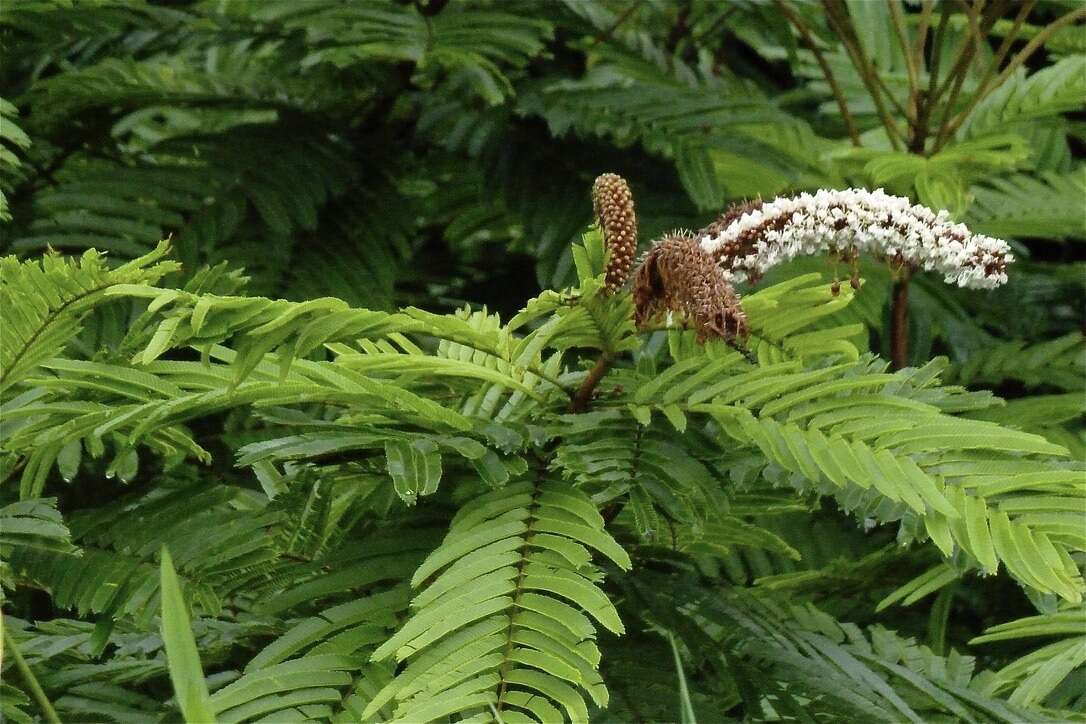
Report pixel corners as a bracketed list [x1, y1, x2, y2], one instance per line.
[697, 188, 1013, 289]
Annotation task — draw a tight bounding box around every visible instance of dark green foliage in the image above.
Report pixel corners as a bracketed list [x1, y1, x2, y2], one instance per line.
[2, 2, 1083, 723]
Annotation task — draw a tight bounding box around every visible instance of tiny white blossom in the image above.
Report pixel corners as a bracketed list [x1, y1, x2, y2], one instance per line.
[699, 188, 1013, 289]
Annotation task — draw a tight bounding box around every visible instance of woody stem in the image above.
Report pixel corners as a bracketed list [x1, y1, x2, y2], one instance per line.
[569, 354, 611, 413]
[890, 276, 910, 370]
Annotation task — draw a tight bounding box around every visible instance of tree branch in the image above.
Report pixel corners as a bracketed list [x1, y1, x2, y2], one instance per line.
[778, 0, 861, 146]
[569, 354, 611, 413]
[890, 274, 911, 371]
[822, 0, 905, 149]
[935, 3, 1083, 150]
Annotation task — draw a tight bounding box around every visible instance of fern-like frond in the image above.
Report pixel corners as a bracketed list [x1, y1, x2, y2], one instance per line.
[551, 410, 729, 540]
[25, 57, 296, 131]
[0, 242, 178, 397]
[3, 339, 534, 499]
[0, 681, 33, 724]
[0, 96, 31, 222]
[971, 606, 1086, 710]
[692, 364, 1083, 601]
[961, 55, 1086, 140]
[0, 497, 74, 553]
[632, 303, 1083, 603]
[10, 129, 355, 280]
[520, 43, 810, 208]
[218, 0, 553, 105]
[948, 333, 1085, 391]
[968, 168, 1086, 241]
[366, 478, 631, 723]
[9, 481, 280, 625]
[695, 588, 1054, 723]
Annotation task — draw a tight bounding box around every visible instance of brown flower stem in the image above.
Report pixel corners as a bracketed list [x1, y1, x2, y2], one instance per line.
[890, 275, 911, 370]
[570, 354, 611, 413]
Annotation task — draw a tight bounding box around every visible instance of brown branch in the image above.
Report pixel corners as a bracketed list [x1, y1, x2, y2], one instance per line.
[986, 5, 1086, 91]
[414, 0, 448, 16]
[910, 2, 953, 154]
[890, 275, 911, 370]
[936, 3, 1084, 150]
[822, 0, 905, 149]
[777, 0, 860, 146]
[889, 0, 920, 124]
[569, 354, 611, 413]
[665, 5, 692, 53]
[692, 5, 739, 45]
[591, 0, 645, 48]
[926, 2, 953, 93]
[930, 0, 990, 148]
[911, 1, 935, 76]
[925, 0, 1007, 122]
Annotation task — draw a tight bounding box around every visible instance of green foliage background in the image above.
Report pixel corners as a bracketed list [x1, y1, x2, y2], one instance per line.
[1, 1, 1083, 722]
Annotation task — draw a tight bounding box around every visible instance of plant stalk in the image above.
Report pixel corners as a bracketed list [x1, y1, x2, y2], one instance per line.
[889, 0, 920, 125]
[570, 354, 611, 413]
[4, 628, 63, 724]
[985, 5, 1086, 90]
[822, 0, 905, 149]
[890, 275, 911, 371]
[777, 0, 861, 146]
[936, 3, 1083, 150]
[930, 0, 1014, 149]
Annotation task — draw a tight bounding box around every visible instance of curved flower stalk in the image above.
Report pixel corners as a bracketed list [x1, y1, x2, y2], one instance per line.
[633, 231, 747, 342]
[696, 188, 1013, 289]
[592, 173, 639, 292]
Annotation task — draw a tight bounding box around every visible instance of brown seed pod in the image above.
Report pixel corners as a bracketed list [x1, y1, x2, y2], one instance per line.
[633, 232, 747, 343]
[592, 173, 639, 293]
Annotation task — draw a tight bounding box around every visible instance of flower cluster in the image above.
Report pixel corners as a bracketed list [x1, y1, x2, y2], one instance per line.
[697, 188, 1012, 289]
[633, 232, 747, 342]
[592, 173, 639, 292]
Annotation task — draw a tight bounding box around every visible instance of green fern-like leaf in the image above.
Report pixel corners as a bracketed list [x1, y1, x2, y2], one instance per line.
[366, 478, 631, 723]
[948, 333, 1085, 391]
[0, 498, 74, 553]
[0, 242, 178, 397]
[0, 96, 31, 222]
[695, 588, 1056, 723]
[971, 607, 1086, 710]
[968, 167, 1086, 241]
[961, 56, 1086, 140]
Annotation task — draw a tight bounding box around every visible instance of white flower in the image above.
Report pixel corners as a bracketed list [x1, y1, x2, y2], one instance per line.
[698, 188, 1012, 289]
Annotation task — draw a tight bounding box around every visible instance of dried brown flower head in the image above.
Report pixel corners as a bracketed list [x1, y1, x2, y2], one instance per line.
[633, 232, 747, 343]
[592, 173, 639, 293]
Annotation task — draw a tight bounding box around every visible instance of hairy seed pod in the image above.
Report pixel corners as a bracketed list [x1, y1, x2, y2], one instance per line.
[633, 232, 747, 343]
[592, 173, 639, 293]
